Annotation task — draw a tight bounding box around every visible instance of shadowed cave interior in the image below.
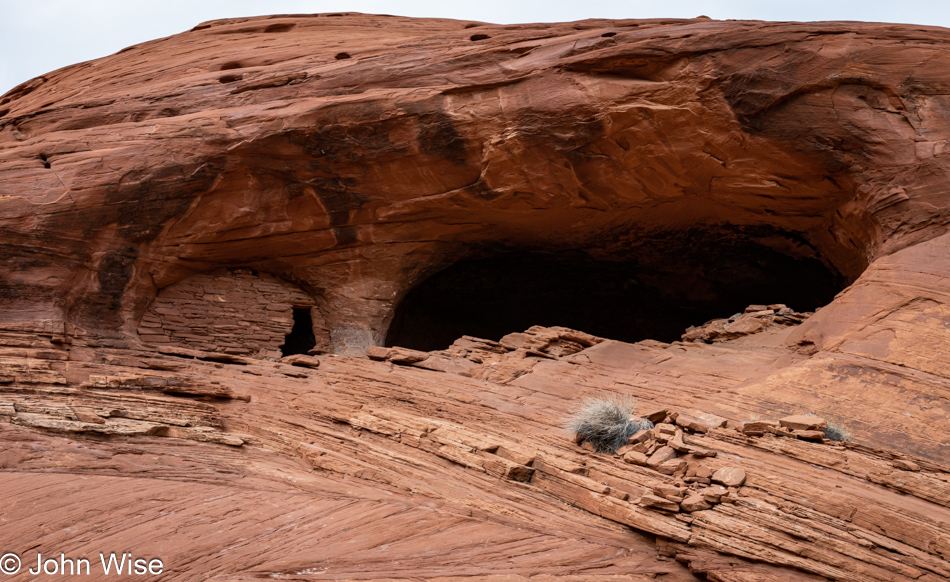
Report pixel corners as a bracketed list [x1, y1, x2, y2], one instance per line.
[281, 308, 317, 356]
[386, 230, 848, 352]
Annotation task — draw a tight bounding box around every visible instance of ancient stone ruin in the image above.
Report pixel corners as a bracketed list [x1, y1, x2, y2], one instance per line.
[140, 268, 330, 357]
[1, 12, 950, 581]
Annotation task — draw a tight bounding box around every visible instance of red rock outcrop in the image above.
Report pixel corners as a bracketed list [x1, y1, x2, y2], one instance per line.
[3, 12, 950, 354]
[1, 12, 950, 582]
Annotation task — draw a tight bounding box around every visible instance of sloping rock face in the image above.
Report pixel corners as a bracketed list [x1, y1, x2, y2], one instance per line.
[1, 13, 950, 582]
[2, 324, 950, 581]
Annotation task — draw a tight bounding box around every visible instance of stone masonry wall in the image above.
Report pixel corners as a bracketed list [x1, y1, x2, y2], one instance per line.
[138, 269, 330, 359]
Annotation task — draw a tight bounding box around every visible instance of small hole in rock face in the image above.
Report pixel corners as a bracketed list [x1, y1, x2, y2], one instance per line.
[463, 23, 479, 29]
[264, 23, 296, 33]
[218, 74, 242, 84]
[0, 108, 9, 118]
[602, 32, 617, 37]
[335, 52, 351, 60]
[470, 34, 490, 41]
[219, 62, 243, 71]
[281, 308, 317, 357]
[39, 153, 51, 169]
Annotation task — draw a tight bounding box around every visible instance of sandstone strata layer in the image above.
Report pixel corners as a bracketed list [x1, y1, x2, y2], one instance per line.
[2, 323, 950, 581]
[1, 13, 950, 582]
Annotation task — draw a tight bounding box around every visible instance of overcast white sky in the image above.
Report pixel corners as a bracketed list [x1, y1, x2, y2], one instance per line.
[3, 0, 950, 95]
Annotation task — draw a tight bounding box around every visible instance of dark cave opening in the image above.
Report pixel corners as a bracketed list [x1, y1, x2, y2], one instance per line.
[385, 232, 847, 352]
[280, 307, 317, 356]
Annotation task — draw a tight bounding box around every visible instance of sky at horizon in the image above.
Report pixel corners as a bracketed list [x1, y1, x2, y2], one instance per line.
[3, 0, 950, 95]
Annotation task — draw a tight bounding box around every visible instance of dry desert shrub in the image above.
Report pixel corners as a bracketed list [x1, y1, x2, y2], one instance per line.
[823, 419, 852, 442]
[804, 412, 852, 442]
[566, 395, 654, 453]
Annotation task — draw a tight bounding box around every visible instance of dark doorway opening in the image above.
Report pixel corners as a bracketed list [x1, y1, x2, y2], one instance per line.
[280, 307, 317, 356]
[385, 231, 847, 352]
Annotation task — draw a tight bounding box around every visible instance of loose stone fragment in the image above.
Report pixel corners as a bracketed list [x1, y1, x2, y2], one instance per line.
[686, 462, 712, 479]
[712, 467, 746, 487]
[769, 425, 795, 437]
[388, 347, 429, 364]
[365, 346, 392, 361]
[656, 458, 687, 475]
[653, 484, 686, 499]
[615, 444, 634, 456]
[640, 494, 680, 512]
[702, 485, 728, 503]
[721, 489, 741, 504]
[681, 494, 713, 512]
[780, 415, 827, 431]
[741, 420, 779, 436]
[653, 423, 676, 442]
[669, 431, 690, 453]
[627, 429, 653, 445]
[793, 429, 825, 442]
[623, 451, 649, 466]
[280, 354, 321, 368]
[646, 446, 676, 468]
[675, 414, 709, 433]
[684, 443, 718, 458]
[638, 406, 669, 424]
[627, 440, 652, 454]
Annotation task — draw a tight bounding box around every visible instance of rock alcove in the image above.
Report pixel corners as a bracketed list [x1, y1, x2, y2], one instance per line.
[386, 229, 848, 351]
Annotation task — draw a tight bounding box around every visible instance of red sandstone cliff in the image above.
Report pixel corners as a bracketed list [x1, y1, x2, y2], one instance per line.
[0, 13, 949, 581]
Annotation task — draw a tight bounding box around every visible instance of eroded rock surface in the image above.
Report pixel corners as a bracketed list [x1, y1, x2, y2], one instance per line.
[1, 12, 950, 582]
[2, 324, 950, 581]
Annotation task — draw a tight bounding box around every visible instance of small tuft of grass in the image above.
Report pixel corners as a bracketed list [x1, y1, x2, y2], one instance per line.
[803, 412, 852, 442]
[823, 419, 852, 442]
[566, 396, 654, 453]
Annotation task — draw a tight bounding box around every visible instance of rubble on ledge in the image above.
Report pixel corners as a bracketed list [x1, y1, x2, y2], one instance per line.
[682, 304, 812, 343]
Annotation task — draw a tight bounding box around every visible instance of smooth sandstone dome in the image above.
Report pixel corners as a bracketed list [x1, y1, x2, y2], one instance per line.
[1, 13, 950, 582]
